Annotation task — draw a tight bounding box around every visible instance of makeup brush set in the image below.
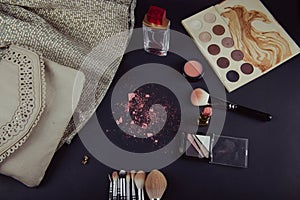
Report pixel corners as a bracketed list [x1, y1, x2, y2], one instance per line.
[108, 169, 167, 200]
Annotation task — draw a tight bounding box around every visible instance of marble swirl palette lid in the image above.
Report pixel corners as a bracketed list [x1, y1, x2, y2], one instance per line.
[182, 0, 300, 92]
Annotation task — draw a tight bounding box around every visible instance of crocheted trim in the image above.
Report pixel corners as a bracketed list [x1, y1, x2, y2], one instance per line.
[0, 44, 46, 163]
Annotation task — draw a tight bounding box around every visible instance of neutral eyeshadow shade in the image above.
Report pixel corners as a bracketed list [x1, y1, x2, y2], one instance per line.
[226, 70, 240, 82]
[189, 20, 202, 30]
[184, 60, 203, 78]
[204, 13, 216, 23]
[241, 63, 254, 74]
[221, 37, 234, 48]
[217, 57, 230, 68]
[199, 32, 212, 42]
[212, 25, 225, 35]
[231, 50, 244, 61]
[208, 44, 220, 55]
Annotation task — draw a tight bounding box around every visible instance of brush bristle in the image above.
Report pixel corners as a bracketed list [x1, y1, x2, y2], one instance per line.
[145, 169, 167, 199]
[134, 170, 146, 189]
[119, 170, 126, 178]
[112, 171, 119, 181]
[190, 88, 209, 106]
[130, 170, 136, 178]
[126, 172, 131, 181]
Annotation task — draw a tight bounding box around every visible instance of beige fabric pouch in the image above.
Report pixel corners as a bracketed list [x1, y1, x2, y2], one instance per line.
[0, 44, 85, 187]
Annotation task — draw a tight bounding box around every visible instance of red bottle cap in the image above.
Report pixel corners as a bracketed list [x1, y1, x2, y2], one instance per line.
[143, 5, 170, 29]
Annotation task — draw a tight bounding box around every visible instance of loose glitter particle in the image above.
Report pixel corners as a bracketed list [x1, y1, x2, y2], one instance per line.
[116, 117, 123, 125]
[147, 133, 154, 137]
[106, 84, 181, 153]
[128, 93, 136, 101]
[142, 123, 148, 129]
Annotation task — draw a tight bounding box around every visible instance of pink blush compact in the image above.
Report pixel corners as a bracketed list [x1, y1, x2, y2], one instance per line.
[183, 60, 204, 81]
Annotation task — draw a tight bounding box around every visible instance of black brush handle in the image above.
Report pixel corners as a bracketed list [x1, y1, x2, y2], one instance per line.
[227, 103, 272, 121]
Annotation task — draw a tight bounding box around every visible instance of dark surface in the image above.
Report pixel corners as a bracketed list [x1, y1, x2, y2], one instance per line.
[0, 0, 300, 199]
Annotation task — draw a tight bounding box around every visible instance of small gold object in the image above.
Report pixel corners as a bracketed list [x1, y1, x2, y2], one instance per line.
[198, 115, 210, 126]
[82, 155, 89, 165]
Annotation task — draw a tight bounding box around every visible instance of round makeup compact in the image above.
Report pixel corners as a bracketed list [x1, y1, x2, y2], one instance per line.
[183, 60, 204, 82]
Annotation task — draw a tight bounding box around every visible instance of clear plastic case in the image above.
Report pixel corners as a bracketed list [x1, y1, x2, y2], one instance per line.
[182, 133, 248, 168]
[210, 134, 248, 168]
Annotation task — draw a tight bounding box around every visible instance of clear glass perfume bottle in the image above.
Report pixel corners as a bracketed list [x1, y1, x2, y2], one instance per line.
[143, 6, 170, 56]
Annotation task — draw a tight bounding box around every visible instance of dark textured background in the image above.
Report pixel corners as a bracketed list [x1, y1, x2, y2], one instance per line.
[0, 0, 299, 199]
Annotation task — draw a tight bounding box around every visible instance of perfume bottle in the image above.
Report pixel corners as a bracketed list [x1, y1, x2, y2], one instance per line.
[143, 6, 170, 56]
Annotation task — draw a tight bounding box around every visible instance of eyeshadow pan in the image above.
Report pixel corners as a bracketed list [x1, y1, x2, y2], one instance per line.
[189, 20, 202, 30]
[208, 44, 220, 55]
[221, 37, 234, 48]
[226, 70, 239, 82]
[231, 50, 244, 61]
[217, 57, 230, 68]
[199, 32, 212, 42]
[212, 25, 225, 35]
[204, 13, 216, 23]
[241, 63, 254, 74]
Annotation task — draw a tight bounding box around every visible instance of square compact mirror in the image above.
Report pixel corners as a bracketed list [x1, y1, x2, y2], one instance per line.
[210, 134, 248, 168]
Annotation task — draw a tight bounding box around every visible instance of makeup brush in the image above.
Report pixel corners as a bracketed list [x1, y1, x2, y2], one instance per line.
[134, 170, 146, 200]
[130, 170, 137, 200]
[145, 169, 167, 200]
[112, 171, 119, 200]
[119, 170, 127, 200]
[190, 88, 272, 121]
[108, 174, 113, 200]
[126, 172, 131, 200]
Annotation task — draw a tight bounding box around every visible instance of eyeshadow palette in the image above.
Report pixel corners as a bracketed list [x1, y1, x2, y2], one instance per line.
[182, 0, 300, 92]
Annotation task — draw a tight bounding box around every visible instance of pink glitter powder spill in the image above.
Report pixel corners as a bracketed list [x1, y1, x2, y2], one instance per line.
[108, 83, 181, 152]
[128, 93, 136, 101]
